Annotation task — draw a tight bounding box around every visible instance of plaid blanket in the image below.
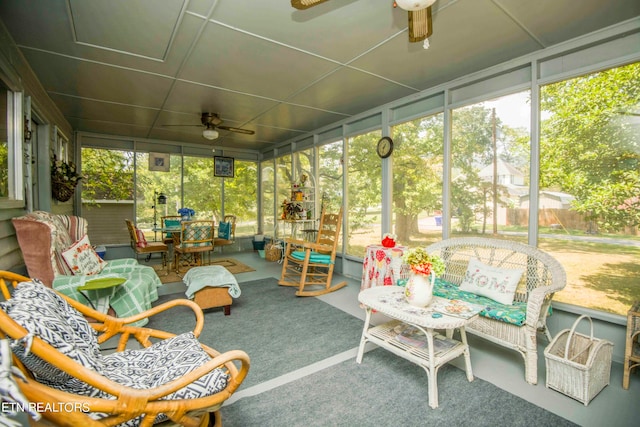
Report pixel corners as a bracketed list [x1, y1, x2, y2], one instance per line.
[52, 259, 161, 327]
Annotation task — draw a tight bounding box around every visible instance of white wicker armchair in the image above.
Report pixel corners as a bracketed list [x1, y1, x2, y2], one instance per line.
[425, 237, 566, 385]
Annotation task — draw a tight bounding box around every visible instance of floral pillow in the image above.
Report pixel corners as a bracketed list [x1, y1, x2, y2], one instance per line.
[459, 258, 523, 305]
[135, 228, 148, 248]
[61, 234, 107, 275]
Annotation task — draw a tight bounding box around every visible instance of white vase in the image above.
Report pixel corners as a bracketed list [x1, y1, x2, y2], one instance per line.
[404, 272, 435, 307]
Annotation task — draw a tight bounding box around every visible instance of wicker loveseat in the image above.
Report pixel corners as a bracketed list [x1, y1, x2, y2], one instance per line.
[424, 237, 567, 385]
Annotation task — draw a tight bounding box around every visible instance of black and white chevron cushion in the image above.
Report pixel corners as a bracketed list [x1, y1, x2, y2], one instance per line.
[0, 280, 102, 390]
[96, 333, 229, 426]
[103, 332, 229, 398]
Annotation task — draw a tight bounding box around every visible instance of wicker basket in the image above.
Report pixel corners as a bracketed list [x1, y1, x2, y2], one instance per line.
[265, 242, 282, 262]
[544, 315, 613, 405]
[51, 179, 76, 202]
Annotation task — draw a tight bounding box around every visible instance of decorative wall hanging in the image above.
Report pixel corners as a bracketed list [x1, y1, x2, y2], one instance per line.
[149, 152, 170, 172]
[214, 156, 234, 178]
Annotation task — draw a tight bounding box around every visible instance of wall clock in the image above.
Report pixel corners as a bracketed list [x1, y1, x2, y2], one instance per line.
[377, 136, 394, 159]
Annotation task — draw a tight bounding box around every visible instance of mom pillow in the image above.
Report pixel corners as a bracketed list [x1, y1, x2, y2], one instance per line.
[459, 258, 523, 305]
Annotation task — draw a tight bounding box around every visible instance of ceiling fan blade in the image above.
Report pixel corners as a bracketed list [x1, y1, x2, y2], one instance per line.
[408, 7, 432, 43]
[217, 125, 255, 135]
[291, 0, 329, 10]
[161, 124, 201, 127]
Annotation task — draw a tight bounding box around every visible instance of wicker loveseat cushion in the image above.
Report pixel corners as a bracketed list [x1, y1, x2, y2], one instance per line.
[433, 279, 527, 326]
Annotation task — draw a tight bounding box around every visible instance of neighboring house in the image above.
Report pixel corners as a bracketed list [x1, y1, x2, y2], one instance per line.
[478, 159, 525, 186]
[520, 191, 575, 209]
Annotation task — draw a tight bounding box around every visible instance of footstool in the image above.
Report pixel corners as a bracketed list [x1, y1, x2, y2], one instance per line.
[194, 287, 233, 315]
[182, 265, 242, 316]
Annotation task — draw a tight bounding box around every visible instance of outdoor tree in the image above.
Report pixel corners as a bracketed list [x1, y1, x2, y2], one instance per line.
[451, 105, 504, 233]
[347, 131, 382, 234]
[81, 148, 134, 203]
[540, 62, 640, 232]
[392, 116, 443, 242]
[318, 141, 344, 213]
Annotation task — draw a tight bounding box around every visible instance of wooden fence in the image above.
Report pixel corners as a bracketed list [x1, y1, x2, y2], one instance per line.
[506, 208, 638, 235]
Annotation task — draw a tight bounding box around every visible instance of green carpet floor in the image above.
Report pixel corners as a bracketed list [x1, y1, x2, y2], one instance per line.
[145, 277, 365, 388]
[147, 277, 577, 426]
[221, 347, 577, 427]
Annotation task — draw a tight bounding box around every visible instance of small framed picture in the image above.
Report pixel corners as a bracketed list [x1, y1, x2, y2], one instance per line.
[214, 156, 235, 178]
[149, 152, 170, 172]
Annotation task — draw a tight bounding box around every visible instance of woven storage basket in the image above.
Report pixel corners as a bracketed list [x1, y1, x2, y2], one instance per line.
[51, 179, 76, 202]
[544, 315, 613, 405]
[265, 242, 281, 262]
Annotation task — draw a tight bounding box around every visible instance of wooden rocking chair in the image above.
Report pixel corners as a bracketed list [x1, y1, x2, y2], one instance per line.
[278, 207, 347, 296]
[0, 271, 249, 427]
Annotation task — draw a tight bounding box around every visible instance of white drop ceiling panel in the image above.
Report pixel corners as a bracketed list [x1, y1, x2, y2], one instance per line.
[0, 0, 637, 152]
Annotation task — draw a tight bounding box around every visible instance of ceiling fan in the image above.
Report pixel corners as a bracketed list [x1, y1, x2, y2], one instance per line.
[291, 0, 434, 43]
[163, 113, 255, 140]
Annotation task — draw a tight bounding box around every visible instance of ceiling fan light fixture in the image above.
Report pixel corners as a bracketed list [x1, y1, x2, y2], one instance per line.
[395, 0, 436, 11]
[203, 128, 219, 140]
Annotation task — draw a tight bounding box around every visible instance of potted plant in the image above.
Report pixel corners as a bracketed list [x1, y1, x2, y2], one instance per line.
[402, 247, 445, 307]
[51, 155, 83, 202]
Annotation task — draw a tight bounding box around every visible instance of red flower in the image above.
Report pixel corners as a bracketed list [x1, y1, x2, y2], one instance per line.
[411, 263, 433, 276]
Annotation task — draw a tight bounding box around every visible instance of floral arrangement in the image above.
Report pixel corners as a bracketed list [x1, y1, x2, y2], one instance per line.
[178, 207, 195, 217]
[381, 232, 397, 248]
[282, 200, 304, 219]
[403, 247, 445, 277]
[51, 155, 83, 186]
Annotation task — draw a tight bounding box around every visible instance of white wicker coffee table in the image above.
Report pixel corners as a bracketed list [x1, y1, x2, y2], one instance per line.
[356, 285, 477, 409]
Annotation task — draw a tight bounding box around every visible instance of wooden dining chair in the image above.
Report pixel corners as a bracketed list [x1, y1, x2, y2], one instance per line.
[125, 219, 168, 270]
[174, 220, 215, 274]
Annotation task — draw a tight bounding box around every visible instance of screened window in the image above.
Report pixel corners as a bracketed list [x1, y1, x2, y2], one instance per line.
[391, 112, 444, 247]
[222, 159, 258, 237]
[81, 147, 135, 244]
[346, 130, 382, 257]
[261, 159, 275, 236]
[318, 140, 344, 252]
[450, 91, 531, 241]
[539, 62, 640, 316]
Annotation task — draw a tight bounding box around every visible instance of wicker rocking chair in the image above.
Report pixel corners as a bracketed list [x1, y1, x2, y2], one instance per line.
[278, 207, 347, 297]
[0, 271, 249, 426]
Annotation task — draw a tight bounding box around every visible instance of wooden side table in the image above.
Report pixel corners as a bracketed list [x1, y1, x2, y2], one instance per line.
[623, 301, 640, 389]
